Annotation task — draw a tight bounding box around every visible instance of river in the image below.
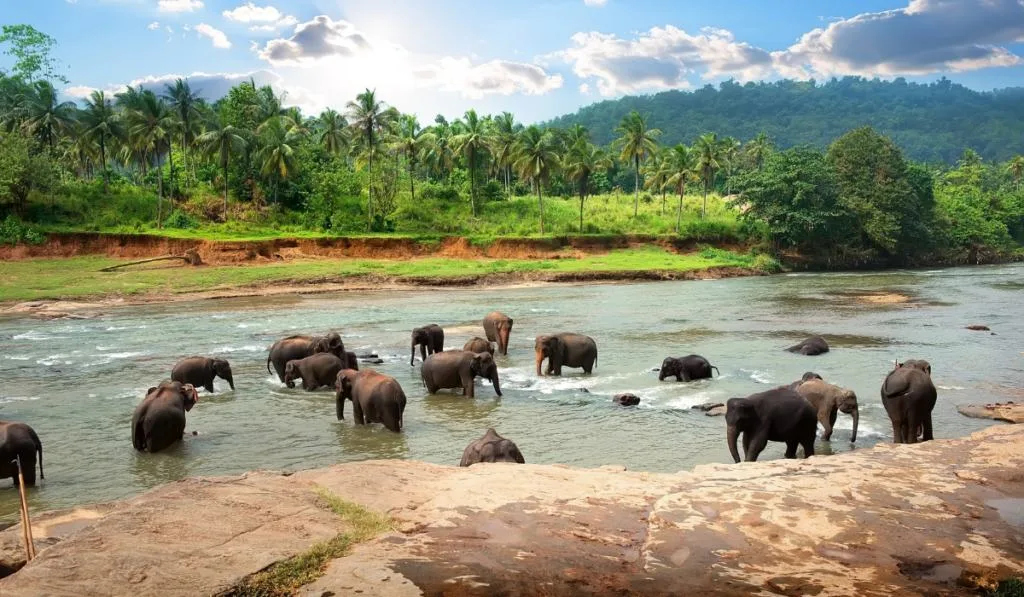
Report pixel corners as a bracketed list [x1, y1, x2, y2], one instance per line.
[1, 264, 1021, 521]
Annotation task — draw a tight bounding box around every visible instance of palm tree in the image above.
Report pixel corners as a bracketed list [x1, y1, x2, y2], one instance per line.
[513, 125, 560, 234]
[81, 90, 121, 193]
[720, 136, 741, 195]
[490, 111, 519, 194]
[425, 115, 455, 180]
[642, 148, 670, 214]
[564, 123, 590, 149]
[316, 108, 348, 156]
[21, 80, 76, 153]
[614, 111, 661, 217]
[196, 116, 246, 220]
[746, 131, 771, 171]
[255, 116, 302, 205]
[125, 91, 174, 226]
[1008, 155, 1024, 191]
[164, 78, 202, 189]
[453, 109, 490, 217]
[959, 148, 982, 169]
[347, 89, 387, 230]
[394, 114, 431, 200]
[695, 133, 722, 219]
[564, 141, 611, 232]
[665, 144, 696, 233]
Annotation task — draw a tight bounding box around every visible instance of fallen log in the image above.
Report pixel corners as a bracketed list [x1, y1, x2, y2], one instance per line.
[99, 249, 202, 272]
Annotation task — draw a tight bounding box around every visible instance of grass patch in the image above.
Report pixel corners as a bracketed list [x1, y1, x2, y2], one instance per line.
[228, 487, 393, 597]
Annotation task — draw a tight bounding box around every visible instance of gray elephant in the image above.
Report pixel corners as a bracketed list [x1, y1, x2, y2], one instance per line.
[131, 381, 198, 453]
[267, 332, 345, 382]
[0, 421, 44, 486]
[482, 311, 514, 355]
[421, 350, 502, 398]
[534, 333, 598, 376]
[796, 379, 859, 442]
[658, 355, 719, 381]
[786, 336, 829, 355]
[787, 371, 824, 389]
[411, 324, 444, 365]
[726, 388, 817, 462]
[344, 351, 359, 371]
[463, 337, 494, 355]
[284, 353, 345, 390]
[171, 356, 234, 393]
[881, 359, 937, 444]
[335, 369, 406, 433]
[460, 428, 525, 466]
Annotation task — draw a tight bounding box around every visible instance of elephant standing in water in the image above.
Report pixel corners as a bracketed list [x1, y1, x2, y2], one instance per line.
[535, 333, 598, 376]
[460, 428, 525, 466]
[725, 388, 817, 462]
[335, 369, 407, 432]
[483, 311, 513, 355]
[171, 357, 234, 393]
[786, 336, 830, 355]
[411, 324, 444, 365]
[284, 353, 346, 390]
[659, 355, 719, 381]
[421, 351, 502, 398]
[463, 337, 494, 355]
[796, 379, 859, 442]
[267, 332, 345, 382]
[0, 421, 44, 486]
[131, 381, 198, 453]
[881, 359, 937, 444]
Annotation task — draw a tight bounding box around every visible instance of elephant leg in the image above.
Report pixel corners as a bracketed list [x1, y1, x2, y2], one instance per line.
[742, 431, 752, 457]
[462, 374, 475, 398]
[352, 400, 365, 425]
[676, 374, 683, 382]
[784, 440, 798, 459]
[801, 434, 815, 458]
[889, 416, 904, 444]
[583, 360, 593, 374]
[905, 411, 921, 444]
[206, 382, 215, 393]
[921, 415, 934, 441]
[745, 431, 769, 462]
[17, 452, 37, 486]
[819, 409, 834, 441]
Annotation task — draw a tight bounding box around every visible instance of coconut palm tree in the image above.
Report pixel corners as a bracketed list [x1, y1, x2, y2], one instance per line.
[125, 90, 174, 226]
[614, 111, 661, 217]
[255, 116, 302, 205]
[642, 147, 670, 214]
[425, 115, 456, 181]
[490, 111, 519, 194]
[347, 89, 387, 229]
[196, 116, 246, 221]
[393, 114, 432, 200]
[746, 131, 771, 171]
[665, 144, 696, 233]
[316, 108, 348, 157]
[564, 140, 611, 233]
[513, 125, 560, 234]
[453, 109, 490, 217]
[720, 136, 741, 195]
[81, 90, 121, 193]
[695, 133, 722, 219]
[1008, 155, 1024, 191]
[21, 80, 76, 153]
[163, 78, 202, 189]
[564, 123, 590, 149]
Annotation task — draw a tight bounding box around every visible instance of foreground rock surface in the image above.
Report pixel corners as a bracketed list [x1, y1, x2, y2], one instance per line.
[958, 402, 1024, 424]
[1, 426, 1022, 596]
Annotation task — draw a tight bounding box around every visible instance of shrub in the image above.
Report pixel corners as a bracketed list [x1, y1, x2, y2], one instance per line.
[0, 215, 46, 245]
[164, 209, 198, 229]
[752, 253, 783, 273]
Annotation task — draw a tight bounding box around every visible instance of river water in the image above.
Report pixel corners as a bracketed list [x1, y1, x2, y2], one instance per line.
[1, 264, 1021, 521]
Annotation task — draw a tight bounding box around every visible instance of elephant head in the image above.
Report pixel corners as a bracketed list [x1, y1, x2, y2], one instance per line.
[837, 389, 859, 443]
[211, 358, 235, 390]
[495, 318, 513, 351]
[283, 361, 299, 388]
[411, 328, 430, 364]
[180, 383, 199, 411]
[314, 332, 345, 358]
[658, 357, 678, 381]
[725, 397, 755, 463]
[534, 335, 560, 376]
[471, 352, 502, 397]
[334, 369, 359, 420]
[898, 359, 932, 376]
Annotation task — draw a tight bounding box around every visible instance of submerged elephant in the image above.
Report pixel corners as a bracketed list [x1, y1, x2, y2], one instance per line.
[463, 337, 494, 355]
[131, 381, 198, 453]
[786, 336, 830, 356]
[0, 421, 44, 486]
[725, 388, 817, 463]
[267, 332, 345, 382]
[881, 359, 937, 444]
[284, 353, 346, 390]
[796, 379, 859, 442]
[659, 355, 719, 382]
[335, 369, 406, 433]
[411, 324, 445, 365]
[460, 428, 525, 466]
[483, 311, 514, 355]
[171, 356, 234, 393]
[535, 333, 598, 376]
[421, 350, 502, 398]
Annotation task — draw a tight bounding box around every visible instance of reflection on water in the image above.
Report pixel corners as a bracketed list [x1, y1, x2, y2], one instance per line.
[0, 263, 1021, 521]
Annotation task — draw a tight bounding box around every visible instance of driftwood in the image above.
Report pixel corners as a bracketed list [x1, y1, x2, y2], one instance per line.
[16, 456, 35, 561]
[99, 249, 202, 272]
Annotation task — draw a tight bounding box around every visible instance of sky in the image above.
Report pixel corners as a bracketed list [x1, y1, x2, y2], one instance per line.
[5, 0, 1024, 123]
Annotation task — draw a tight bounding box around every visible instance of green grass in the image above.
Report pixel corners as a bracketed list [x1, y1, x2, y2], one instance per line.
[228, 487, 393, 597]
[0, 246, 766, 303]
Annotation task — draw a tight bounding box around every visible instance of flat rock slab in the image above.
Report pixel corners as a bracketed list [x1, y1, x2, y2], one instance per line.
[2, 427, 1023, 596]
[958, 402, 1024, 423]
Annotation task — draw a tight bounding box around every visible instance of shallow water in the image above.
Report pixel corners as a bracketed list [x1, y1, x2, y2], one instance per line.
[1, 263, 1022, 521]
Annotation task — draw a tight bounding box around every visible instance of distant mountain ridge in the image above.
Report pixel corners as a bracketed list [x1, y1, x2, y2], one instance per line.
[546, 77, 1024, 164]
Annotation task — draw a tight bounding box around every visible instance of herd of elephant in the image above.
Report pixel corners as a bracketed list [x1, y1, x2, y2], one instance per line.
[1, 316, 941, 488]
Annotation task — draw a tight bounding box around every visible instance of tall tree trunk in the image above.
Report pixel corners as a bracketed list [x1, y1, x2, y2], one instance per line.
[579, 188, 585, 234]
[469, 149, 477, 217]
[222, 158, 229, 222]
[409, 161, 416, 201]
[100, 135, 108, 194]
[182, 131, 189, 190]
[537, 180, 545, 235]
[367, 154, 374, 232]
[661, 189, 666, 215]
[633, 156, 640, 217]
[157, 161, 164, 228]
[676, 184, 685, 233]
[167, 142, 175, 198]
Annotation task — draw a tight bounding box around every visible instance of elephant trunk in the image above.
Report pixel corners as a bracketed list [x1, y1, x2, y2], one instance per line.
[727, 425, 741, 463]
[410, 343, 416, 366]
[490, 369, 502, 397]
[535, 351, 543, 376]
[499, 327, 510, 355]
[335, 392, 345, 420]
[850, 407, 859, 443]
[225, 373, 235, 391]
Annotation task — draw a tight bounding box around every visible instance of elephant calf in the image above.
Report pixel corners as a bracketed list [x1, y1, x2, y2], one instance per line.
[132, 381, 198, 453]
[421, 350, 501, 398]
[267, 332, 345, 382]
[284, 353, 346, 390]
[411, 324, 445, 365]
[726, 388, 817, 462]
[786, 336, 830, 356]
[460, 428, 525, 466]
[535, 333, 598, 376]
[0, 421, 44, 486]
[483, 311, 513, 355]
[881, 359, 937, 444]
[335, 369, 407, 433]
[463, 337, 494, 355]
[659, 355, 719, 382]
[796, 379, 859, 442]
[171, 356, 234, 393]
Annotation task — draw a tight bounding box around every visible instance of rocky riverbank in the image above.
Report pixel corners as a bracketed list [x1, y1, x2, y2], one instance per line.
[1, 425, 1022, 596]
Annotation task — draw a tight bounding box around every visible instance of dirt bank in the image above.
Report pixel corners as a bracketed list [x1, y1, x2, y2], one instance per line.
[1, 425, 1021, 596]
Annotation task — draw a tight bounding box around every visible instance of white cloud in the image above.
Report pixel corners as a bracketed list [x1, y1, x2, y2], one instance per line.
[195, 23, 232, 49]
[415, 57, 563, 99]
[583, 0, 607, 5]
[63, 70, 283, 103]
[249, 15, 298, 33]
[257, 16, 371, 65]
[222, 2, 282, 22]
[64, 85, 97, 99]
[158, 0, 203, 13]
[579, 82, 590, 94]
[147, 21, 161, 31]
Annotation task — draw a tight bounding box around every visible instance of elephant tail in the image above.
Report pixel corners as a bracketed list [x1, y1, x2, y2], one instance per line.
[28, 426, 43, 480]
[266, 353, 273, 375]
[711, 365, 720, 377]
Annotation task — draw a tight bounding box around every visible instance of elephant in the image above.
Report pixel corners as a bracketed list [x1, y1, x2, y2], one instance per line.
[483, 311, 514, 356]
[344, 351, 360, 371]
[410, 324, 444, 365]
[725, 388, 817, 462]
[658, 355, 719, 381]
[335, 369, 406, 433]
[283, 353, 346, 390]
[463, 337, 494, 355]
[796, 379, 859, 442]
[460, 428, 525, 466]
[267, 332, 345, 382]
[535, 333, 598, 376]
[421, 350, 502, 398]
[787, 371, 824, 389]
[171, 356, 234, 393]
[881, 359, 937, 444]
[0, 421, 43, 486]
[131, 381, 198, 453]
[786, 336, 830, 356]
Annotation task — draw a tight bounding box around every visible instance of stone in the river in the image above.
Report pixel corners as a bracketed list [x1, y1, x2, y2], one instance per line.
[691, 401, 725, 412]
[965, 325, 991, 331]
[613, 393, 640, 406]
[957, 402, 1023, 424]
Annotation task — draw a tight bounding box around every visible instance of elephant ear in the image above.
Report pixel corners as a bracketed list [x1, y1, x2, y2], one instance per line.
[181, 384, 199, 411]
